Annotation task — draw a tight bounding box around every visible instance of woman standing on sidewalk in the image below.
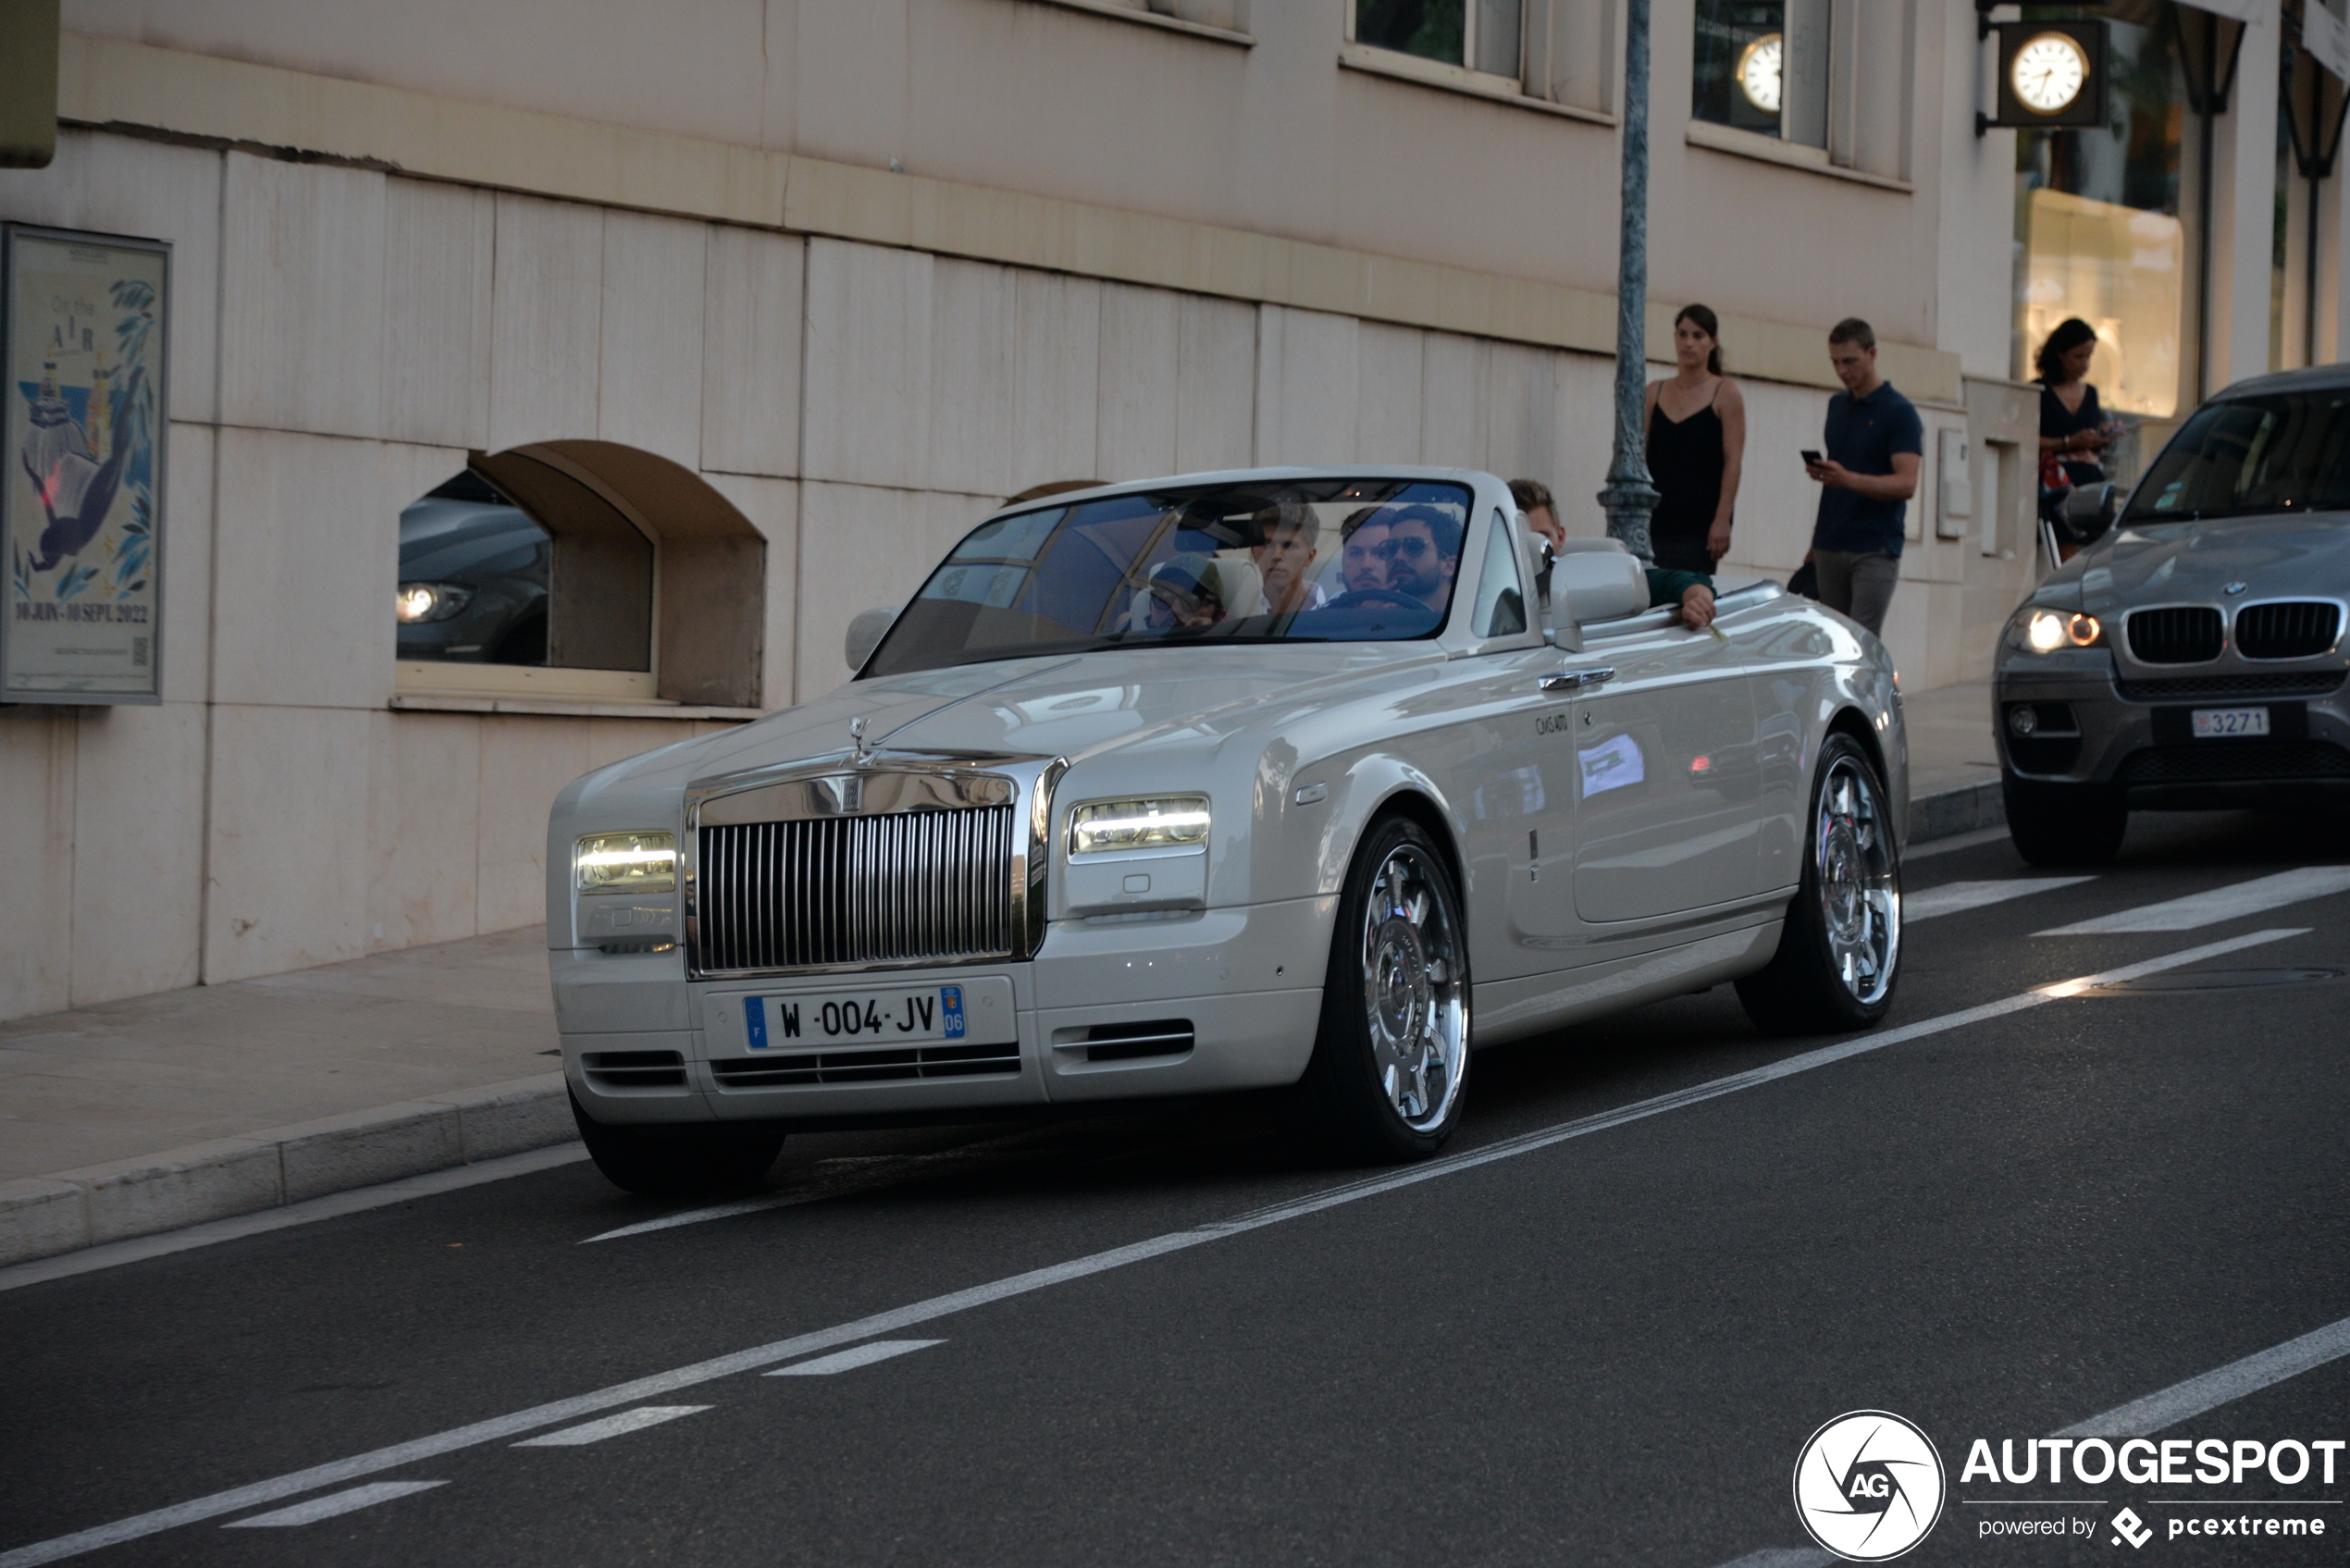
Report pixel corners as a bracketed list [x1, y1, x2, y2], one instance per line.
[1644, 304, 1746, 575]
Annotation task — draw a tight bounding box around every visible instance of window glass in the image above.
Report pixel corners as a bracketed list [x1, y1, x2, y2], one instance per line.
[865, 478, 1473, 678]
[2126, 391, 2350, 522]
[1693, 1, 1785, 136]
[396, 471, 551, 665]
[2014, 8, 2188, 419]
[1357, 0, 1466, 65]
[1471, 508, 1528, 638]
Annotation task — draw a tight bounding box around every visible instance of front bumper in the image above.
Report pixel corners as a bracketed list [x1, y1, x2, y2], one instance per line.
[1993, 652, 2350, 809]
[557, 895, 1338, 1127]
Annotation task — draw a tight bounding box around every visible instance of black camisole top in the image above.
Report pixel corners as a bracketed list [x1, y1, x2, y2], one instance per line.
[1647, 384, 1726, 574]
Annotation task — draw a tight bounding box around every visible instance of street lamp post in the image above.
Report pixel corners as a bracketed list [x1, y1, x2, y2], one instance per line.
[1598, 0, 1658, 563]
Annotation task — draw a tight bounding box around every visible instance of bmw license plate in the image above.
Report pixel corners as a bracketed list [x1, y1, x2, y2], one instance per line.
[2190, 706, 2270, 738]
[746, 985, 977, 1049]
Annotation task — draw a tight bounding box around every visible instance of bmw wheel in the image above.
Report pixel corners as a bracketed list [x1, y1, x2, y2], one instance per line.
[1736, 734, 1902, 1036]
[1301, 816, 1471, 1161]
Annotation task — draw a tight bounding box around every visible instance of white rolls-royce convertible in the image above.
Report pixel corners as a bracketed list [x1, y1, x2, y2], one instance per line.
[547, 468, 1907, 1192]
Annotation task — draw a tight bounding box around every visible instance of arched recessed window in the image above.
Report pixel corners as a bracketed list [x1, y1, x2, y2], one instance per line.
[394, 440, 765, 708]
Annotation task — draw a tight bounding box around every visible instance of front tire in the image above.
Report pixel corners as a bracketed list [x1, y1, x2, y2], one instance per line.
[2003, 776, 2126, 867]
[1299, 817, 1471, 1162]
[570, 1092, 785, 1197]
[1737, 734, 1902, 1036]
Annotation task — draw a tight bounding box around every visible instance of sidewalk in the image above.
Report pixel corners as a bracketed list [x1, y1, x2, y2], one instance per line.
[0, 682, 2004, 1268]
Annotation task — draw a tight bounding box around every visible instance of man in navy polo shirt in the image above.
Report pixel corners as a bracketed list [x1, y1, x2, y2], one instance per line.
[1803, 317, 1922, 637]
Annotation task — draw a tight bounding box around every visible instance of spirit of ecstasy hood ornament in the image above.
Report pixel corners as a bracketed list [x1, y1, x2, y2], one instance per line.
[849, 716, 872, 759]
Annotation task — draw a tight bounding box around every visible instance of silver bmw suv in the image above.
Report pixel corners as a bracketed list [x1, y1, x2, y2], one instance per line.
[1994, 364, 2350, 865]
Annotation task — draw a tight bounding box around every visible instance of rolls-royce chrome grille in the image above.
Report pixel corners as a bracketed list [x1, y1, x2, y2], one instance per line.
[2126, 606, 2224, 664]
[696, 807, 1017, 972]
[2234, 601, 2343, 661]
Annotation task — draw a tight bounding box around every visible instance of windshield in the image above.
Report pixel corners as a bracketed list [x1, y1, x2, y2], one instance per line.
[863, 477, 1474, 678]
[2127, 389, 2350, 522]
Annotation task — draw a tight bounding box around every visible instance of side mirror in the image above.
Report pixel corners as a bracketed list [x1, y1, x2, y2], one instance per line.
[2061, 481, 2121, 539]
[1550, 540, 1649, 624]
[844, 606, 897, 672]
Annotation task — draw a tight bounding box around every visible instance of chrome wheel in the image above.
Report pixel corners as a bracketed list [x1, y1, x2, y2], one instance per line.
[1813, 754, 1899, 1007]
[1357, 843, 1468, 1133]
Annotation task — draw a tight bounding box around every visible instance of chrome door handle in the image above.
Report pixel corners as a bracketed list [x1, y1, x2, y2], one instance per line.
[1539, 667, 1614, 692]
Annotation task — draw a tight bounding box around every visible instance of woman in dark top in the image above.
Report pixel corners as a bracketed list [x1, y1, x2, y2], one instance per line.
[2035, 316, 2120, 487]
[1644, 303, 1746, 575]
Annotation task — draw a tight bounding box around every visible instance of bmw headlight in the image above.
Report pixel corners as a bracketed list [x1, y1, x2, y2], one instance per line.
[396, 582, 474, 623]
[1068, 796, 1210, 856]
[2004, 606, 2103, 652]
[575, 831, 677, 893]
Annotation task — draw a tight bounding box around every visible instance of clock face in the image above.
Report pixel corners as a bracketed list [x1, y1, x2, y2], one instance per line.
[2011, 31, 2089, 115]
[1737, 33, 1783, 115]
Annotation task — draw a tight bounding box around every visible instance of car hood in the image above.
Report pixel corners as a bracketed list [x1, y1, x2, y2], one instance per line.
[580, 643, 1448, 803]
[2075, 512, 2350, 614]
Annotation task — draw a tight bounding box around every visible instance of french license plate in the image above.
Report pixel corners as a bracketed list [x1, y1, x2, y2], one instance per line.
[2191, 707, 2270, 738]
[746, 985, 971, 1049]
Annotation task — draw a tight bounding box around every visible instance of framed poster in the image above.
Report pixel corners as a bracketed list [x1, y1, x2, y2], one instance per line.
[3, 224, 168, 704]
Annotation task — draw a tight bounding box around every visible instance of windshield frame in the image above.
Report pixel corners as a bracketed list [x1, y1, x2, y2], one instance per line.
[860, 470, 1528, 680]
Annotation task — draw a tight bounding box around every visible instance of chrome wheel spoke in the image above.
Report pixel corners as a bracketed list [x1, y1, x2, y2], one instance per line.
[1356, 844, 1467, 1134]
[1812, 757, 1901, 1008]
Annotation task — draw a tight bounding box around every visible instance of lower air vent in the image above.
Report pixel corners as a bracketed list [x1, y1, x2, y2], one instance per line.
[581, 1049, 687, 1090]
[2118, 672, 2345, 701]
[2125, 606, 2224, 664]
[2234, 601, 2342, 660]
[710, 1039, 1019, 1088]
[1081, 1019, 1195, 1064]
[2117, 742, 2350, 784]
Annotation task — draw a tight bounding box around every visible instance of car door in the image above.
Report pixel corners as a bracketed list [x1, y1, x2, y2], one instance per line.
[1425, 511, 1582, 983]
[1568, 609, 1761, 926]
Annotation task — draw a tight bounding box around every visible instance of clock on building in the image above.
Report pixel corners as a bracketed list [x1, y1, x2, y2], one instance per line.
[2010, 31, 2089, 115]
[1984, 20, 2107, 132]
[1736, 32, 1782, 115]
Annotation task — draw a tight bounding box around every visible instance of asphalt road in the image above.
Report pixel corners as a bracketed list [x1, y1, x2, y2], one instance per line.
[4, 809, 2347, 1568]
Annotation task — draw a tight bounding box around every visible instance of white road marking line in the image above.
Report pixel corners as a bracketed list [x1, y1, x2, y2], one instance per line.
[1903, 824, 2014, 860]
[1906, 877, 2094, 922]
[2058, 1314, 2350, 1438]
[766, 1340, 943, 1376]
[580, 1130, 1084, 1244]
[1709, 1308, 2350, 1568]
[0, 1145, 590, 1295]
[220, 1481, 444, 1528]
[510, 1405, 711, 1447]
[582, 1192, 828, 1244]
[2039, 866, 2350, 935]
[0, 927, 2303, 1568]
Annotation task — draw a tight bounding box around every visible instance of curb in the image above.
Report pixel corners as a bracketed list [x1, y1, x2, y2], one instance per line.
[0, 1073, 572, 1268]
[0, 780, 2015, 1273]
[1909, 778, 2005, 844]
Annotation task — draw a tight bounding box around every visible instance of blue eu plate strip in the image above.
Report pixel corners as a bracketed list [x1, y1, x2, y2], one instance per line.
[745, 996, 768, 1050]
[941, 986, 966, 1038]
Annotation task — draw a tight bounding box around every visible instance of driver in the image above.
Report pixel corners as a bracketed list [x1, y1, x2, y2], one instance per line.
[1378, 504, 1462, 611]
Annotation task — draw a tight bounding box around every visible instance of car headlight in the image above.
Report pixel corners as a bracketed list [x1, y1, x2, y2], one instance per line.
[2004, 607, 2103, 652]
[397, 582, 475, 623]
[575, 831, 677, 893]
[1067, 796, 1210, 856]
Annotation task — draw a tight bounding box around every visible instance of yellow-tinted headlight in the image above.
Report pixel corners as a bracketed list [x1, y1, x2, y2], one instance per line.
[575, 831, 677, 893]
[2009, 607, 2103, 652]
[1068, 796, 1210, 856]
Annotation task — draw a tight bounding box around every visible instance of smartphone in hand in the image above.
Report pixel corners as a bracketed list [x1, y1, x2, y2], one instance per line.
[1800, 449, 1823, 466]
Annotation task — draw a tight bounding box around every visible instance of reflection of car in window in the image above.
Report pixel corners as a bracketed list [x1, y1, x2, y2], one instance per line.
[395, 471, 550, 665]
